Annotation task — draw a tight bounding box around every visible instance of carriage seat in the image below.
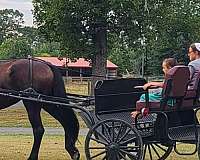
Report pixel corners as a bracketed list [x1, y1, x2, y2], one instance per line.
[136, 66, 190, 112]
[180, 71, 200, 109]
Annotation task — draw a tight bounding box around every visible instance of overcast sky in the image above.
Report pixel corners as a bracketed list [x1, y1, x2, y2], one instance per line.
[0, 0, 33, 26]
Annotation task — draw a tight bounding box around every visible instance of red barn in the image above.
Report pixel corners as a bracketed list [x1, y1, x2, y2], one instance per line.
[36, 57, 118, 78]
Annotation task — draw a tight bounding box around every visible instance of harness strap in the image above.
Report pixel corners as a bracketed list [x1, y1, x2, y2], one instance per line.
[26, 55, 36, 93]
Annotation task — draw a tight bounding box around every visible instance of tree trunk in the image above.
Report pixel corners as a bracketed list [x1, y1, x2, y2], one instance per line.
[91, 25, 107, 95]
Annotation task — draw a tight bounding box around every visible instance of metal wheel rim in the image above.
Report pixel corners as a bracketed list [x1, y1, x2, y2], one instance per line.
[85, 118, 143, 160]
[143, 142, 173, 160]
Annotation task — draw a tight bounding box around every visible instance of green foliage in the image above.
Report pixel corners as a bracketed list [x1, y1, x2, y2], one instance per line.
[33, 41, 61, 56]
[0, 38, 32, 59]
[32, 0, 143, 57]
[32, 0, 200, 76]
[18, 26, 41, 45]
[109, 1, 200, 75]
[0, 9, 24, 44]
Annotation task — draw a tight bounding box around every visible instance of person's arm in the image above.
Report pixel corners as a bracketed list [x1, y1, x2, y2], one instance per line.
[143, 81, 164, 90]
[188, 65, 195, 80]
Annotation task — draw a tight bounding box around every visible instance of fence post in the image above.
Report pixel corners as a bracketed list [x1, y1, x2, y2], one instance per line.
[88, 80, 91, 96]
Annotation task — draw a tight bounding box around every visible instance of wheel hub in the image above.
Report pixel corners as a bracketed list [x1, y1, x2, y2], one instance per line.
[108, 143, 119, 151]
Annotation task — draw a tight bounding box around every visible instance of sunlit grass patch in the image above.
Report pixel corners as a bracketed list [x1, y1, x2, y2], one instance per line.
[0, 106, 86, 128]
[0, 134, 85, 160]
[66, 81, 89, 95]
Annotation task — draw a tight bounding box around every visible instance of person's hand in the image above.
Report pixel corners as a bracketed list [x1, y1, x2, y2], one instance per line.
[131, 111, 140, 118]
[143, 83, 152, 90]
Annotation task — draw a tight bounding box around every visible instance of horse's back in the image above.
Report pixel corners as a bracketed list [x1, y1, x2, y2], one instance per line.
[0, 59, 54, 94]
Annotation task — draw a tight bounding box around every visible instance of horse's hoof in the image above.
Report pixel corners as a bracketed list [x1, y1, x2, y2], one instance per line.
[72, 151, 80, 160]
[27, 154, 38, 160]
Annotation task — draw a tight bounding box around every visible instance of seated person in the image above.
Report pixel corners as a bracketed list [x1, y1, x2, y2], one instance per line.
[188, 43, 200, 89]
[177, 42, 200, 125]
[131, 58, 178, 118]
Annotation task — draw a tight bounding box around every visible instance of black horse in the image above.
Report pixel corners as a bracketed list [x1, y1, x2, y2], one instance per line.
[0, 58, 80, 160]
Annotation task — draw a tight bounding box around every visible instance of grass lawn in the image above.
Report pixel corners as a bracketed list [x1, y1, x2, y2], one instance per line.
[0, 134, 198, 160]
[0, 106, 86, 128]
[0, 135, 85, 160]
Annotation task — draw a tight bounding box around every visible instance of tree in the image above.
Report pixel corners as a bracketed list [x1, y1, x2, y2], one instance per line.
[33, 0, 200, 83]
[33, 41, 61, 56]
[33, 0, 145, 93]
[0, 9, 24, 44]
[18, 26, 39, 45]
[0, 37, 32, 59]
[109, 0, 200, 76]
[144, 0, 200, 75]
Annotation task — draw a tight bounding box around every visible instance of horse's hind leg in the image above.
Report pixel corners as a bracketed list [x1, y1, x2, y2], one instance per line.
[23, 100, 44, 160]
[43, 104, 80, 160]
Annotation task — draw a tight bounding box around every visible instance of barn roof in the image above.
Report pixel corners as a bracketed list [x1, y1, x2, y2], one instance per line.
[36, 57, 118, 69]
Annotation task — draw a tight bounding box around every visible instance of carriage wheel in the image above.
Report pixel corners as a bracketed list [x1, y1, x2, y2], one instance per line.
[143, 142, 173, 160]
[197, 134, 200, 160]
[85, 119, 143, 160]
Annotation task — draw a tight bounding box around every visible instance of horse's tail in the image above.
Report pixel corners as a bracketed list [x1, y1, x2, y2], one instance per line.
[49, 65, 66, 97]
[49, 64, 79, 147]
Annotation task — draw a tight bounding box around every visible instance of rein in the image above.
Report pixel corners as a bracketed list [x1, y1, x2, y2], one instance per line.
[28, 55, 33, 89]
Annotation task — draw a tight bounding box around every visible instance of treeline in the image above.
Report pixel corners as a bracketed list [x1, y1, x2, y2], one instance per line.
[0, 9, 61, 59]
[1, 1, 200, 76]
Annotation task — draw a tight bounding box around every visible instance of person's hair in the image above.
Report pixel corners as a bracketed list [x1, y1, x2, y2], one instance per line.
[190, 43, 200, 55]
[163, 58, 178, 69]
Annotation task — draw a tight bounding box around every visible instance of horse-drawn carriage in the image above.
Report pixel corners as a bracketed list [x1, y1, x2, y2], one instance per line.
[0, 58, 200, 160]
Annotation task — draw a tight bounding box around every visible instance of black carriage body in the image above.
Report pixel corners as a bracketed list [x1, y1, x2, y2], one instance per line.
[94, 78, 146, 114]
[84, 66, 200, 160]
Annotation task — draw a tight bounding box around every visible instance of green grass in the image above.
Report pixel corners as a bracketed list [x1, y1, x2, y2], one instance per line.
[0, 106, 86, 128]
[0, 134, 198, 160]
[66, 81, 89, 95]
[0, 134, 85, 160]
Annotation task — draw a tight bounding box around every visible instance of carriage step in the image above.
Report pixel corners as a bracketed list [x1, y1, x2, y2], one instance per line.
[169, 125, 200, 141]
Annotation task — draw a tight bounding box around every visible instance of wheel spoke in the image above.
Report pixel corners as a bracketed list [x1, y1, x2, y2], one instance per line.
[117, 153, 121, 159]
[150, 144, 161, 159]
[89, 146, 107, 150]
[120, 149, 138, 160]
[90, 150, 107, 159]
[90, 137, 108, 146]
[143, 143, 172, 160]
[120, 145, 140, 152]
[143, 144, 147, 159]
[117, 128, 131, 143]
[102, 155, 107, 160]
[118, 152, 129, 160]
[93, 130, 110, 144]
[85, 120, 143, 160]
[148, 144, 153, 160]
[154, 143, 167, 152]
[115, 123, 124, 142]
[120, 136, 137, 145]
[112, 121, 115, 142]
[102, 123, 112, 142]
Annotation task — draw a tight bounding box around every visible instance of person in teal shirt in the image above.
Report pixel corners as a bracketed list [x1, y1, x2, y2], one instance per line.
[131, 58, 178, 118]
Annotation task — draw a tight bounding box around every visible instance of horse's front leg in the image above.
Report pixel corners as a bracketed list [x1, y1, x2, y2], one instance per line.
[24, 101, 44, 160]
